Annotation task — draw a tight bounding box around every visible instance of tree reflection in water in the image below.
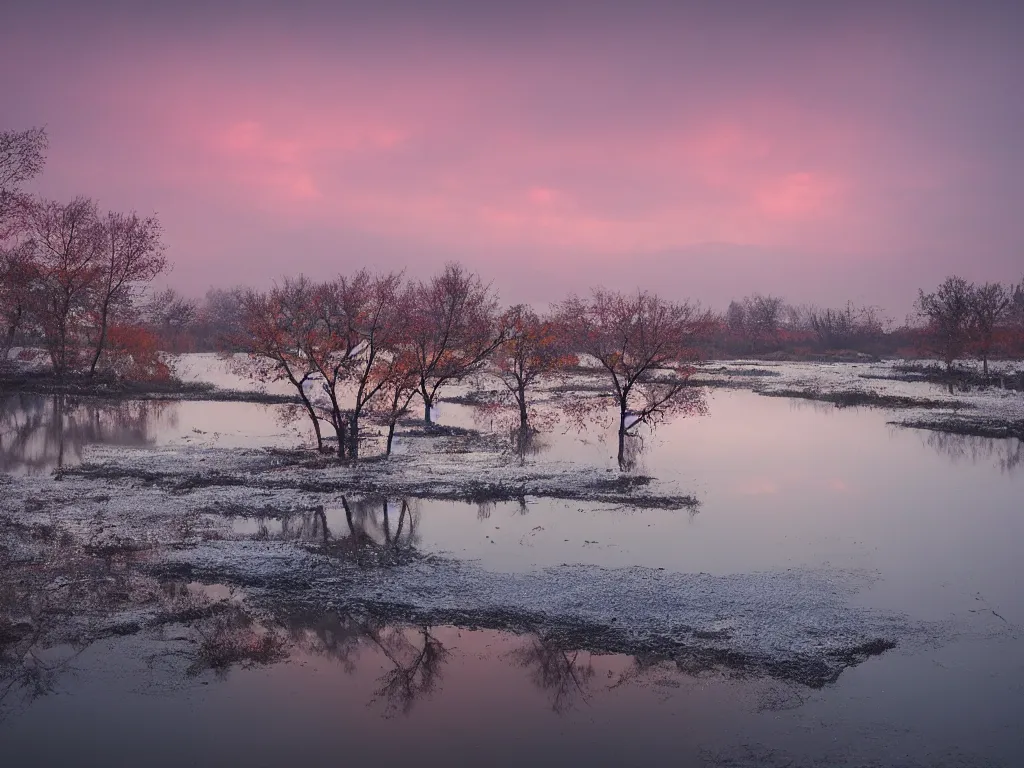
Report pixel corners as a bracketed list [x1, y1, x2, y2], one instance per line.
[3, 490, 883, 724]
[370, 626, 450, 716]
[0, 393, 175, 474]
[618, 432, 645, 471]
[1, 519, 148, 719]
[244, 497, 421, 554]
[920, 430, 1023, 475]
[281, 610, 450, 715]
[509, 635, 596, 713]
[508, 426, 550, 465]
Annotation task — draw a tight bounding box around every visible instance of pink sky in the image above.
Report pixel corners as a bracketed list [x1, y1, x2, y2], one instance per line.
[3, 2, 1023, 315]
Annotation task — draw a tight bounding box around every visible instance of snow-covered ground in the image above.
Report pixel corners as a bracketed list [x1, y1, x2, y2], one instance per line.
[690, 359, 1024, 435]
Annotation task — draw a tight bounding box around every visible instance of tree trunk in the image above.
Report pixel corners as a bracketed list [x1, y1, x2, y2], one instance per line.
[983, 355, 989, 376]
[54, 395, 66, 476]
[89, 303, 110, 377]
[386, 421, 397, 457]
[423, 394, 434, 424]
[518, 384, 528, 430]
[617, 403, 627, 468]
[349, 412, 359, 460]
[333, 419, 347, 458]
[2, 306, 22, 361]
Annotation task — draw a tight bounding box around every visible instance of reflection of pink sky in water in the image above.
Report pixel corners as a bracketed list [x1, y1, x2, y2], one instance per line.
[211, 383, 1024, 627]
[0, 623, 788, 765]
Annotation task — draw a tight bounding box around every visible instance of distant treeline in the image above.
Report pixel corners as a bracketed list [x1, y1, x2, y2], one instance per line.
[711, 280, 1024, 369]
[4, 126, 1024, 389]
[129, 277, 1024, 366]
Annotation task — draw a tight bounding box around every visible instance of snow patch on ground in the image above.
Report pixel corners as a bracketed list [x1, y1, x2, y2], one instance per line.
[155, 538, 928, 688]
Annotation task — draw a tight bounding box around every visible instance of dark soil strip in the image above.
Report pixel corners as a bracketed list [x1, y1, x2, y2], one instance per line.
[0, 372, 299, 404]
[759, 388, 972, 410]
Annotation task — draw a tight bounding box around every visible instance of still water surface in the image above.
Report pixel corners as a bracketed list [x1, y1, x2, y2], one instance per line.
[1, 382, 1022, 766]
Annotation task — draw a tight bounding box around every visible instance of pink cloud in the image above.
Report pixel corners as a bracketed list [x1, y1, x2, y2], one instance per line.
[7, 7, 1021, 308]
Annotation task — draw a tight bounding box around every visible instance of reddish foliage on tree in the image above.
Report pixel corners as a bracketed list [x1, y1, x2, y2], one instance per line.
[494, 304, 577, 431]
[371, 347, 422, 457]
[236, 277, 326, 451]
[557, 288, 714, 467]
[24, 197, 104, 376]
[319, 270, 405, 459]
[967, 281, 1012, 375]
[105, 324, 171, 381]
[88, 211, 167, 376]
[916, 276, 975, 372]
[405, 263, 505, 424]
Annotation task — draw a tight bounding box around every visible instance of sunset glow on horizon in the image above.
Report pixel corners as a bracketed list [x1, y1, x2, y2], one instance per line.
[4, 1, 1023, 314]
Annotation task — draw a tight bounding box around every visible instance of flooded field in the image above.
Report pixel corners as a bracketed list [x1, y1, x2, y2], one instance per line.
[1, 356, 1022, 767]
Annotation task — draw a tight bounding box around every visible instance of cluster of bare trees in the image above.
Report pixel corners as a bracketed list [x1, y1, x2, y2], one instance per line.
[236, 264, 713, 464]
[1, 128, 168, 377]
[719, 280, 1024, 365]
[916, 275, 1024, 374]
[234, 264, 506, 459]
[722, 293, 888, 354]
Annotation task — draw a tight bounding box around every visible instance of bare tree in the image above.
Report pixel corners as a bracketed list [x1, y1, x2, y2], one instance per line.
[0, 243, 38, 360]
[0, 127, 47, 229]
[194, 287, 245, 350]
[725, 300, 746, 335]
[236, 277, 325, 450]
[494, 305, 576, 431]
[558, 288, 713, 467]
[24, 197, 103, 376]
[744, 293, 785, 350]
[1012, 278, 1024, 328]
[916, 276, 974, 371]
[809, 302, 885, 350]
[969, 282, 1011, 375]
[143, 288, 198, 351]
[406, 263, 504, 424]
[327, 270, 404, 459]
[88, 211, 167, 375]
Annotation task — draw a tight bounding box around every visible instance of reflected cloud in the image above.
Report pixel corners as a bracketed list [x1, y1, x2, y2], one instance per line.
[737, 478, 780, 496]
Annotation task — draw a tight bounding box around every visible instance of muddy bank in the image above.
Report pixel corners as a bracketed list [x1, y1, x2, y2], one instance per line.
[866, 362, 1024, 393]
[758, 387, 971, 410]
[899, 415, 1024, 442]
[0, 370, 298, 404]
[64, 442, 700, 510]
[686, 359, 1024, 441]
